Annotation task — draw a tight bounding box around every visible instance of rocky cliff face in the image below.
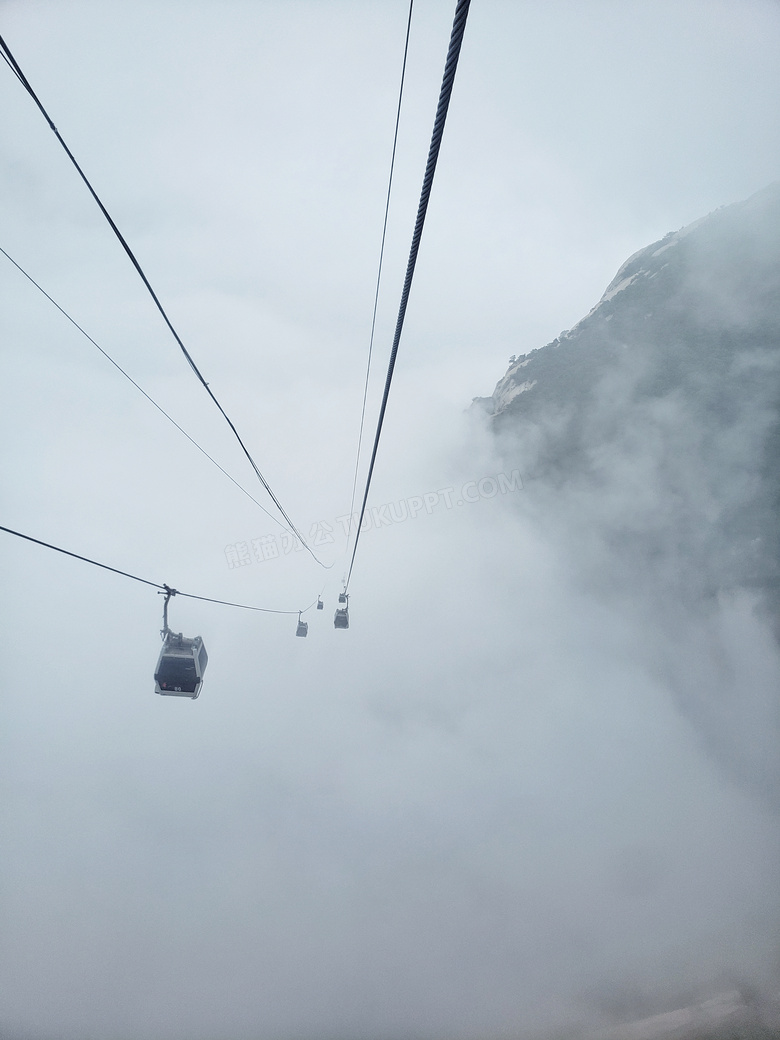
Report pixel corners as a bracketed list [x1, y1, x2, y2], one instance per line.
[477, 183, 780, 624]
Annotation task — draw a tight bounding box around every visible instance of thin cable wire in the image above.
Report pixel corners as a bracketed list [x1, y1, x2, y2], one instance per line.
[345, 0, 471, 590]
[0, 33, 323, 567]
[0, 244, 288, 531]
[0, 523, 165, 591]
[345, 0, 414, 552]
[179, 589, 320, 617]
[0, 524, 309, 616]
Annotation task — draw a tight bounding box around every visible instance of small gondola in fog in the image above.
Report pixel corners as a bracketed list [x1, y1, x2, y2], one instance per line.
[296, 612, 308, 637]
[154, 586, 208, 699]
[334, 592, 349, 629]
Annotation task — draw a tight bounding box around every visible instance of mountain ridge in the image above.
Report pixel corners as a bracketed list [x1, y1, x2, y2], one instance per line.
[476, 182, 780, 617]
[478, 182, 780, 424]
[473, 183, 780, 810]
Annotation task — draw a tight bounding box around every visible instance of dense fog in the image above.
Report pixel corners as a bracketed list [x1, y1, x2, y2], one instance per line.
[1, 3, 779, 1039]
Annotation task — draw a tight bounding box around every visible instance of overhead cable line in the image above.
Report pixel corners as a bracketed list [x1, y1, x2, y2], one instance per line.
[0, 243, 287, 531]
[0, 33, 325, 568]
[0, 523, 316, 616]
[345, 0, 471, 590]
[346, 0, 414, 550]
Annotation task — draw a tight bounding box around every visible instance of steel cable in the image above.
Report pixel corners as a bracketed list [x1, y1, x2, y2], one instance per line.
[0, 244, 288, 530]
[345, 0, 414, 551]
[345, 0, 471, 590]
[0, 524, 313, 616]
[0, 33, 324, 567]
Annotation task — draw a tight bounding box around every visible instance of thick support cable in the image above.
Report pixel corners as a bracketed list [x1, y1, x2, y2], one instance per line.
[346, 0, 414, 548]
[0, 34, 323, 567]
[345, 0, 471, 589]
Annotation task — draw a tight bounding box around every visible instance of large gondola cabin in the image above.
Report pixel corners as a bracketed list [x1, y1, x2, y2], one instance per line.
[155, 632, 208, 699]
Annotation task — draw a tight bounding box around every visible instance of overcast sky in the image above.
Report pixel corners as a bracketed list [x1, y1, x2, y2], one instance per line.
[2, 3, 780, 1039]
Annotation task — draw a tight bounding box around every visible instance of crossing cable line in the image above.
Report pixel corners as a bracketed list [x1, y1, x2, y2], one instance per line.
[0, 244, 289, 532]
[345, 0, 471, 590]
[0, 524, 317, 616]
[0, 33, 325, 568]
[345, 0, 414, 550]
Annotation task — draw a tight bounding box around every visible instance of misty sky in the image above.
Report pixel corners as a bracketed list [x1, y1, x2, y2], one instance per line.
[2, 3, 780, 1039]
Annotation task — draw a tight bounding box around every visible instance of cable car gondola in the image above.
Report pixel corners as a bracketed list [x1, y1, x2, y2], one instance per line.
[154, 586, 208, 699]
[334, 592, 349, 629]
[155, 632, 208, 698]
[296, 612, 309, 637]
